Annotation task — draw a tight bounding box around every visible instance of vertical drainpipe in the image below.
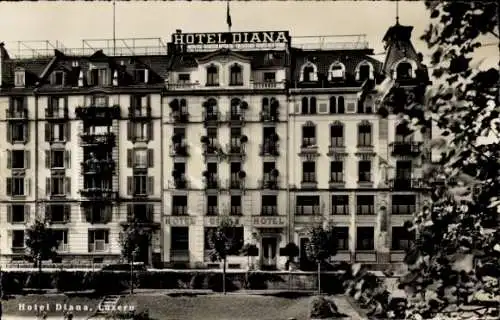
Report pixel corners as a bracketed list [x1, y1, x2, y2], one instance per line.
[34, 88, 39, 219]
[159, 88, 164, 267]
[285, 44, 292, 245]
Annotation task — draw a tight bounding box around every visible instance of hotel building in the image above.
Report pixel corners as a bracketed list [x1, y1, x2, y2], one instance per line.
[0, 22, 430, 270]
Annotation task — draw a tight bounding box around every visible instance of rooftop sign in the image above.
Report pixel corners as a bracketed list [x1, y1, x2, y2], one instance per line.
[171, 31, 290, 52]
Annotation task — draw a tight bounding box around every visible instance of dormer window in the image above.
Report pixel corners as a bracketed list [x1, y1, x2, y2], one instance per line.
[14, 70, 26, 87]
[178, 73, 191, 84]
[134, 69, 149, 83]
[356, 61, 374, 81]
[52, 71, 65, 86]
[395, 60, 417, 80]
[328, 62, 345, 80]
[206, 65, 219, 87]
[264, 72, 276, 82]
[301, 63, 317, 82]
[89, 68, 109, 86]
[229, 64, 243, 86]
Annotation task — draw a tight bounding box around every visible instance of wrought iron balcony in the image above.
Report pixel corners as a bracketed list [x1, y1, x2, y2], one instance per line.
[261, 205, 278, 216]
[6, 108, 28, 120]
[169, 111, 189, 123]
[259, 176, 280, 189]
[259, 111, 279, 122]
[81, 159, 116, 174]
[75, 105, 121, 120]
[171, 206, 188, 216]
[327, 144, 347, 156]
[300, 139, 319, 155]
[226, 112, 245, 126]
[129, 106, 152, 119]
[228, 175, 245, 189]
[204, 176, 219, 190]
[79, 132, 116, 147]
[80, 188, 117, 200]
[295, 205, 321, 216]
[122, 213, 159, 227]
[388, 178, 425, 190]
[170, 143, 189, 157]
[202, 111, 221, 127]
[390, 141, 423, 156]
[170, 175, 188, 189]
[45, 108, 68, 120]
[226, 143, 246, 159]
[259, 142, 280, 156]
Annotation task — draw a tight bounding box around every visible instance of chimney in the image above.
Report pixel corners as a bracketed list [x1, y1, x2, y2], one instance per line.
[0, 42, 9, 88]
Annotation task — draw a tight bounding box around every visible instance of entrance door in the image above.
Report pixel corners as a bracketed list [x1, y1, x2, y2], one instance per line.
[261, 237, 277, 269]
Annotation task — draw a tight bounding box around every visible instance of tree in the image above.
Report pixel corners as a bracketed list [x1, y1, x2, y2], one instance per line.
[25, 219, 59, 290]
[207, 217, 242, 294]
[377, 1, 499, 318]
[305, 224, 338, 294]
[119, 222, 152, 264]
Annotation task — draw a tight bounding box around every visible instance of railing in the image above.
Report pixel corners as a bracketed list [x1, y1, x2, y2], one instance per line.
[226, 143, 246, 157]
[259, 178, 280, 189]
[172, 206, 188, 216]
[391, 204, 417, 215]
[390, 141, 423, 156]
[259, 142, 280, 156]
[230, 206, 242, 216]
[170, 143, 189, 157]
[252, 81, 286, 89]
[331, 205, 349, 215]
[79, 132, 116, 146]
[259, 111, 280, 122]
[166, 82, 199, 90]
[170, 250, 190, 262]
[356, 205, 375, 215]
[88, 242, 109, 253]
[202, 111, 221, 123]
[388, 178, 425, 190]
[6, 109, 28, 119]
[80, 188, 117, 200]
[129, 106, 152, 119]
[327, 144, 346, 155]
[226, 112, 245, 125]
[295, 205, 321, 215]
[81, 159, 116, 174]
[228, 178, 244, 189]
[204, 177, 219, 190]
[261, 206, 278, 216]
[170, 111, 189, 123]
[171, 177, 188, 189]
[45, 108, 68, 119]
[75, 105, 121, 120]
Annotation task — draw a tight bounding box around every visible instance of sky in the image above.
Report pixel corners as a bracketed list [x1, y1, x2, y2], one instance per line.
[0, 1, 497, 66]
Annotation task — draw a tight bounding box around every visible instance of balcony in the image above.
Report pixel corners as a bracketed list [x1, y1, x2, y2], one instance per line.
[260, 111, 280, 122]
[171, 206, 188, 216]
[79, 132, 116, 147]
[299, 141, 320, 156]
[11, 247, 26, 254]
[81, 159, 116, 174]
[230, 206, 242, 216]
[170, 143, 189, 157]
[228, 174, 245, 190]
[88, 242, 110, 253]
[6, 109, 28, 120]
[329, 177, 345, 189]
[204, 176, 219, 190]
[170, 111, 189, 124]
[389, 178, 425, 190]
[260, 177, 280, 190]
[301, 180, 318, 190]
[121, 213, 159, 227]
[261, 205, 278, 216]
[170, 250, 190, 262]
[166, 82, 199, 90]
[327, 144, 347, 156]
[390, 141, 423, 157]
[392, 204, 417, 215]
[226, 142, 246, 159]
[75, 105, 121, 120]
[45, 108, 68, 120]
[129, 106, 152, 119]
[202, 111, 221, 127]
[226, 112, 245, 126]
[259, 142, 280, 156]
[170, 175, 188, 189]
[252, 81, 286, 90]
[295, 205, 321, 216]
[356, 144, 375, 154]
[80, 188, 117, 200]
[331, 205, 349, 215]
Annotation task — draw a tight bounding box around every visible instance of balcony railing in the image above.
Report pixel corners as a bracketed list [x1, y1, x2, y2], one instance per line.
[45, 108, 68, 119]
[389, 178, 425, 190]
[202, 111, 221, 126]
[331, 205, 349, 215]
[300, 140, 319, 154]
[170, 249, 190, 262]
[123, 213, 157, 225]
[295, 205, 321, 215]
[81, 159, 116, 174]
[170, 111, 189, 123]
[172, 206, 188, 216]
[204, 177, 219, 190]
[166, 82, 199, 90]
[260, 177, 280, 190]
[228, 177, 244, 189]
[329, 174, 345, 188]
[129, 106, 152, 119]
[226, 112, 245, 125]
[171, 176, 188, 189]
[226, 143, 246, 158]
[75, 105, 121, 120]
[327, 144, 347, 156]
[230, 206, 242, 216]
[259, 142, 280, 156]
[259, 111, 279, 122]
[390, 141, 423, 156]
[170, 143, 189, 157]
[57, 243, 69, 252]
[392, 204, 417, 215]
[79, 132, 116, 147]
[6, 109, 28, 120]
[80, 188, 117, 200]
[261, 205, 278, 216]
[356, 205, 375, 215]
[206, 206, 219, 216]
[252, 81, 286, 89]
[88, 242, 110, 253]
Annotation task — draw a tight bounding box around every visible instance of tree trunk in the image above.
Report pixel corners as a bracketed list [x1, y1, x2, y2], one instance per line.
[223, 257, 227, 295]
[317, 262, 321, 295]
[38, 259, 42, 291]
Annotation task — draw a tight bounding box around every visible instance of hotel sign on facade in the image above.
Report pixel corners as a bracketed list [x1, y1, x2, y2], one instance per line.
[171, 31, 291, 51]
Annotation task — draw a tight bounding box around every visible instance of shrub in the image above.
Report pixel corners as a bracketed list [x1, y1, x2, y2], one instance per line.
[189, 273, 205, 289]
[207, 273, 237, 292]
[309, 296, 339, 319]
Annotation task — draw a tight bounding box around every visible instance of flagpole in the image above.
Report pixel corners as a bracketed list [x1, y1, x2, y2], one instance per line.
[227, 0, 232, 33]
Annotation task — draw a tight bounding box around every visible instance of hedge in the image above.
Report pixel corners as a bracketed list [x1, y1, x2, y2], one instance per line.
[0, 270, 346, 295]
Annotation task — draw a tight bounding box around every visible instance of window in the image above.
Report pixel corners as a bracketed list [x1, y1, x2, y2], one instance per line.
[204, 227, 217, 250]
[302, 161, 316, 182]
[329, 97, 337, 114]
[261, 195, 277, 216]
[330, 123, 344, 147]
[396, 160, 413, 181]
[206, 65, 219, 86]
[329, 63, 345, 80]
[12, 230, 25, 248]
[45, 123, 67, 142]
[47, 204, 70, 223]
[392, 226, 415, 250]
[263, 72, 276, 82]
[229, 64, 243, 86]
[53, 71, 64, 86]
[207, 127, 218, 145]
[301, 97, 308, 114]
[330, 161, 344, 182]
[88, 229, 109, 252]
[133, 175, 148, 195]
[9, 123, 27, 142]
[172, 196, 188, 215]
[296, 196, 320, 215]
[395, 123, 412, 142]
[132, 122, 152, 141]
[331, 195, 349, 215]
[134, 149, 148, 168]
[205, 227, 243, 252]
[357, 63, 372, 81]
[48, 176, 69, 196]
[171, 227, 189, 250]
[358, 161, 372, 182]
[392, 195, 416, 215]
[230, 99, 242, 120]
[302, 65, 316, 82]
[178, 73, 191, 83]
[84, 205, 112, 224]
[15, 71, 25, 87]
[10, 150, 25, 169]
[207, 196, 218, 216]
[84, 176, 112, 190]
[358, 122, 372, 146]
[356, 195, 374, 215]
[49, 150, 65, 168]
[7, 177, 26, 196]
[356, 227, 374, 250]
[302, 124, 316, 147]
[310, 97, 317, 114]
[335, 227, 349, 250]
[396, 62, 413, 80]
[231, 196, 241, 215]
[53, 230, 68, 251]
[90, 68, 109, 86]
[134, 69, 148, 83]
[337, 97, 345, 113]
[10, 205, 26, 223]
